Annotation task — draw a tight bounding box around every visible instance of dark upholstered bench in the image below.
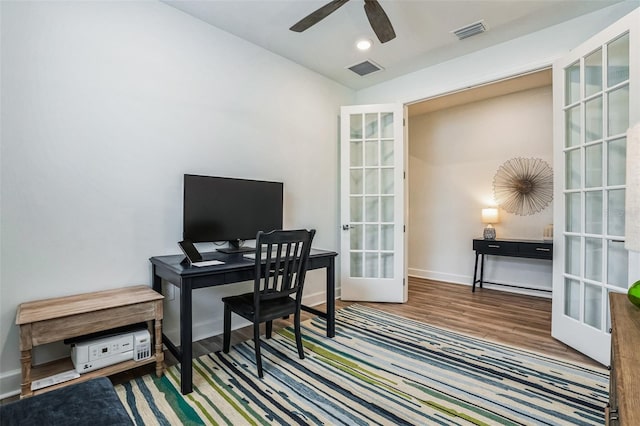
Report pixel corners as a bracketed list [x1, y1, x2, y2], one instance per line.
[0, 377, 132, 426]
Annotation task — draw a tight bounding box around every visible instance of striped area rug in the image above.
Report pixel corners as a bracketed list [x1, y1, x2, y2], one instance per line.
[115, 305, 609, 425]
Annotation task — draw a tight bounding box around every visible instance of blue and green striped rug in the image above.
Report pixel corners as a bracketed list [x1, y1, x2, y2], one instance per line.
[116, 305, 608, 425]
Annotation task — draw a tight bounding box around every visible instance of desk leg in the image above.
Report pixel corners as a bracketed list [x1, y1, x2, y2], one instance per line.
[479, 254, 485, 289]
[152, 265, 161, 294]
[472, 252, 479, 293]
[180, 280, 193, 395]
[326, 257, 336, 338]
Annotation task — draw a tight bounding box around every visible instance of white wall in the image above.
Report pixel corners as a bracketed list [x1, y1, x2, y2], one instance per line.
[409, 86, 553, 291]
[0, 1, 353, 396]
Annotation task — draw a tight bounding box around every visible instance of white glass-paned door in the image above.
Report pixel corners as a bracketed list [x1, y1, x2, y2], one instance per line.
[552, 9, 639, 365]
[340, 104, 406, 302]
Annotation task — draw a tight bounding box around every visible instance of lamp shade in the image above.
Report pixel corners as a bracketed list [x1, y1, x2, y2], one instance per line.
[482, 208, 499, 224]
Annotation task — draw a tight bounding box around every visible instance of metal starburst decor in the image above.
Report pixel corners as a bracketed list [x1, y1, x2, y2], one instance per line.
[493, 158, 553, 216]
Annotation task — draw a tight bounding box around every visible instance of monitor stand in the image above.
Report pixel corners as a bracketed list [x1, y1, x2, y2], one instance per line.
[217, 240, 255, 254]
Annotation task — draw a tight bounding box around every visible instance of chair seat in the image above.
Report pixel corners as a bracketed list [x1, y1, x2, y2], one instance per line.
[222, 292, 297, 321]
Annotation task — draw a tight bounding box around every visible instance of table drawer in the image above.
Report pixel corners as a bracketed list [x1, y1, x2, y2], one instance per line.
[518, 243, 553, 259]
[473, 240, 519, 255]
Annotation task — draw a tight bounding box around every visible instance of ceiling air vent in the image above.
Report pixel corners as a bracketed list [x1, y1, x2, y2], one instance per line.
[347, 60, 383, 76]
[452, 20, 487, 40]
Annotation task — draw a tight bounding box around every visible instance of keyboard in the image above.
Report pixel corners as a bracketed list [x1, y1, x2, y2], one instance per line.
[191, 260, 224, 267]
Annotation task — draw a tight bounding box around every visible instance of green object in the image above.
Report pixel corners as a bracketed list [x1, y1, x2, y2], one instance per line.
[629, 280, 640, 308]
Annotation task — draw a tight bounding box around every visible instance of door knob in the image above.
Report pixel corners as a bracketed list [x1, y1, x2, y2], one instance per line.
[342, 224, 350, 230]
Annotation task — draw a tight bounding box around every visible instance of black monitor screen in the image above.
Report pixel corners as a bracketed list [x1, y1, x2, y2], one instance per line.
[183, 174, 283, 248]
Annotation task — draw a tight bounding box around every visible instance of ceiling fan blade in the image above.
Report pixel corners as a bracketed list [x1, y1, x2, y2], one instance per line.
[290, 0, 350, 33]
[363, 0, 396, 43]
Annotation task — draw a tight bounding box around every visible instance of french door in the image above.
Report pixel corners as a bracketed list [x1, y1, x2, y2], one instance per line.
[339, 104, 407, 302]
[551, 9, 639, 365]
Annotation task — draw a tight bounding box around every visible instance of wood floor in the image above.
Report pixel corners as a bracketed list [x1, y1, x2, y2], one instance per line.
[115, 276, 598, 386]
[2, 277, 598, 404]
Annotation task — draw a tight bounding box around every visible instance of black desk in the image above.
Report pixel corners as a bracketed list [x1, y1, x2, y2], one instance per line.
[472, 238, 553, 293]
[150, 248, 337, 395]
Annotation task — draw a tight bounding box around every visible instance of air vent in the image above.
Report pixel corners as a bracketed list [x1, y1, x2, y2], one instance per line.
[347, 60, 383, 76]
[452, 20, 487, 40]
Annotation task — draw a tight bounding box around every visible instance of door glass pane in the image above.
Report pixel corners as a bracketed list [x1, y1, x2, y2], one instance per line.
[585, 143, 602, 188]
[607, 137, 626, 186]
[365, 168, 379, 194]
[585, 237, 602, 281]
[584, 284, 602, 329]
[607, 189, 625, 236]
[350, 169, 363, 194]
[365, 253, 378, 278]
[566, 149, 581, 189]
[365, 113, 378, 138]
[381, 196, 394, 222]
[608, 240, 628, 288]
[585, 96, 603, 142]
[607, 33, 629, 87]
[365, 224, 378, 250]
[365, 140, 379, 166]
[566, 192, 581, 232]
[566, 236, 581, 276]
[585, 191, 602, 234]
[584, 48, 602, 97]
[350, 141, 363, 167]
[381, 224, 394, 250]
[350, 252, 363, 277]
[565, 106, 581, 147]
[381, 169, 394, 194]
[350, 196, 363, 222]
[381, 253, 394, 278]
[380, 113, 393, 138]
[564, 278, 580, 320]
[350, 224, 363, 250]
[565, 61, 580, 105]
[365, 196, 379, 222]
[608, 85, 629, 136]
[381, 140, 394, 166]
[350, 114, 362, 139]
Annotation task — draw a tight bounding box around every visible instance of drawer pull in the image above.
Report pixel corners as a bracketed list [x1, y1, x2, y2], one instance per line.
[536, 248, 550, 252]
[488, 245, 500, 248]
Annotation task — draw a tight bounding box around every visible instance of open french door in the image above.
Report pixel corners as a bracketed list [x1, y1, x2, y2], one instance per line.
[339, 104, 407, 302]
[551, 9, 639, 365]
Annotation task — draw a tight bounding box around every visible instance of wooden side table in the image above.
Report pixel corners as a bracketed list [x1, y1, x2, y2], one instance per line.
[16, 285, 164, 397]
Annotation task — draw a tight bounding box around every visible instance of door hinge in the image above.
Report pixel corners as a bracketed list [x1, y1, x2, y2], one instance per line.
[403, 278, 406, 287]
[403, 118, 406, 126]
[403, 171, 406, 179]
[403, 225, 406, 232]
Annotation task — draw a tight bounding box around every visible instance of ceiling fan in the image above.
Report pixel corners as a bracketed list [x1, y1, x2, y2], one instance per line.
[290, 0, 396, 44]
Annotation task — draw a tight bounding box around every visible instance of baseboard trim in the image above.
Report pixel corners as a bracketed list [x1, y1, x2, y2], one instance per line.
[0, 368, 22, 400]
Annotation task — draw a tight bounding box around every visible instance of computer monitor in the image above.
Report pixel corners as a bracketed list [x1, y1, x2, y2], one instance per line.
[183, 174, 283, 253]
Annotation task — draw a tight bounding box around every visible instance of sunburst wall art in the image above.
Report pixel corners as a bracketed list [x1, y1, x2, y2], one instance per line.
[493, 158, 553, 216]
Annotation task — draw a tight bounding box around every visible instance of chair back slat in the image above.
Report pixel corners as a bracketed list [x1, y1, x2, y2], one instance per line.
[253, 229, 315, 307]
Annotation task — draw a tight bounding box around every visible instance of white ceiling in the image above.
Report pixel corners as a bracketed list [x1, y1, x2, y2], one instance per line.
[163, 0, 624, 90]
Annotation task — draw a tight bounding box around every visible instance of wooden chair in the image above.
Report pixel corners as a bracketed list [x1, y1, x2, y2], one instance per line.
[222, 228, 316, 378]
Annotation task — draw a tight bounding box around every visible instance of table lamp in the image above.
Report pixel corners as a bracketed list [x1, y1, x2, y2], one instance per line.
[482, 208, 499, 240]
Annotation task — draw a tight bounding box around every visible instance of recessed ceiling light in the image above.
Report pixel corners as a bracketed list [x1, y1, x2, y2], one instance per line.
[356, 39, 372, 51]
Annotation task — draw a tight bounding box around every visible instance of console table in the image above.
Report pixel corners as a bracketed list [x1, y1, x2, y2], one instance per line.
[472, 238, 553, 293]
[16, 285, 164, 398]
[150, 248, 337, 395]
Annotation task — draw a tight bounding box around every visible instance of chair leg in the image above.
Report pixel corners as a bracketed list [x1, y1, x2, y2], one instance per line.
[223, 303, 231, 353]
[254, 322, 264, 378]
[294, 310, 304, 360]
[266, 320, 273, 339]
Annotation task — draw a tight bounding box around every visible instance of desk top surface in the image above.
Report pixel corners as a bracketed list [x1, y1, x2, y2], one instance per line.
[150, 248, 337, 275]
[473, 237, 553, 245]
